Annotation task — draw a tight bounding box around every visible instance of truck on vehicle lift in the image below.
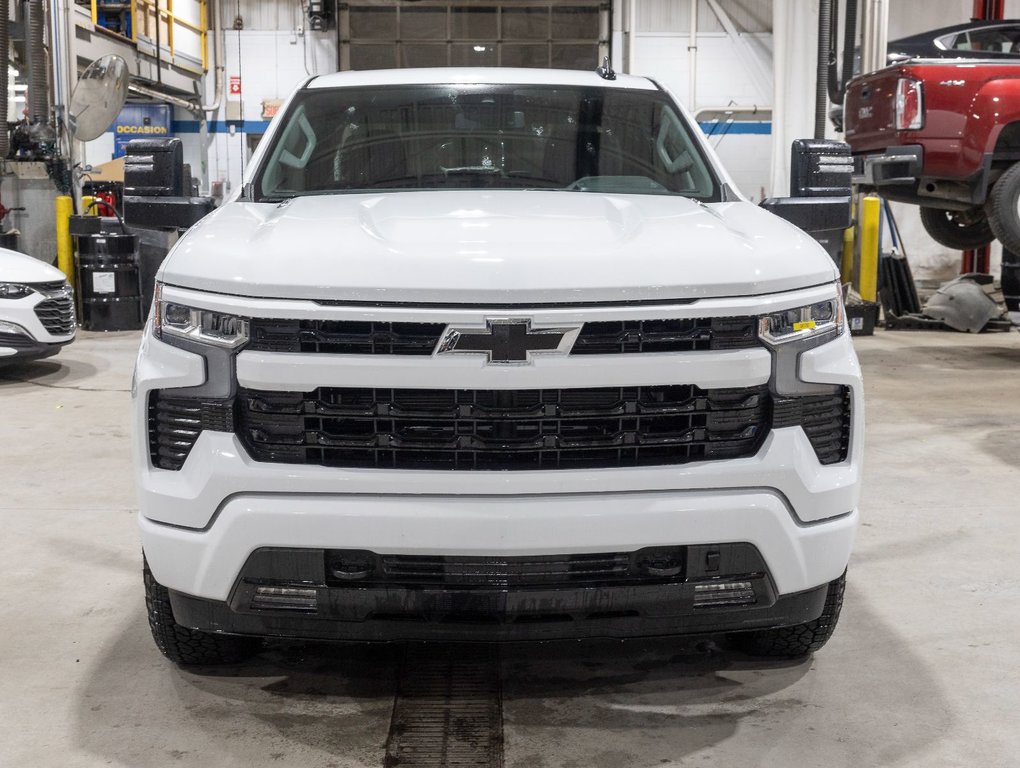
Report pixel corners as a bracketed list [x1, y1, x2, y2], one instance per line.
[845, 58, 1020, 252]
[134, 66, 863, 665]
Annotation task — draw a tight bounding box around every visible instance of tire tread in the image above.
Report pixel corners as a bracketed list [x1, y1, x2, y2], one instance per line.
[144, 560, 259, 666]
[919, 206, 994, 250]
[987, 162, 1020, 254]
[729, 572, 846, 658]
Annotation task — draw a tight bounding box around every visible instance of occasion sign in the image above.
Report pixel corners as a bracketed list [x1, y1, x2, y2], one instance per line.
[111, 104, 173, 158]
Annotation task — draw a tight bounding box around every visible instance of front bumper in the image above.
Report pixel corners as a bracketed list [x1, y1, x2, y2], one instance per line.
[140, 489, 858, 607]
[0, 291, 76, 362]
[168, 560, 831, 642]
[0, 331, 73, 363]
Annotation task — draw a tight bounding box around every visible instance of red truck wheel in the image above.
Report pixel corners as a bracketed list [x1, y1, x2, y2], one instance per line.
[919, 206, 994, 251]
[987, 163, 1020, 255]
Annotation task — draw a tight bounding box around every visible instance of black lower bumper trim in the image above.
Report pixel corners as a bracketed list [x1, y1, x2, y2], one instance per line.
[169, 586, 826, 642]
[167, 544, 827, 642]
[0, 334, 72, 364]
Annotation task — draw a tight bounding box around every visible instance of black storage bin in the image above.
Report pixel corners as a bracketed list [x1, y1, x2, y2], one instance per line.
[790, 139, 853, 197]
[124, 138, 185, 197]
[846, 301, 879, 336]
[75, 232, 144, 331]
[0, 231, 20, 251]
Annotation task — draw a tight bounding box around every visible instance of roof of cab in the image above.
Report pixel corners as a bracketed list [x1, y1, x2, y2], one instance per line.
[306, 67, 658, 91]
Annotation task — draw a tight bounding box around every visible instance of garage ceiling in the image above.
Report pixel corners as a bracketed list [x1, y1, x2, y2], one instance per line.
[338, 0, 611, 70]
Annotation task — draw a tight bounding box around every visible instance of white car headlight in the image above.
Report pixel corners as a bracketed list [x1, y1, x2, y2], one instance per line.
[0, 283, 34, 300]
[759, 283, 845, 346]
[153, 283, 249, 348]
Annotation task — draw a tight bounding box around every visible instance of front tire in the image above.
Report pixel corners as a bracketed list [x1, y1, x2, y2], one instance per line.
[728, 572, 846, 658]
[987, 162, 1020, 254]
[919, 206, 994, 250]
[144, 558, 260, 666]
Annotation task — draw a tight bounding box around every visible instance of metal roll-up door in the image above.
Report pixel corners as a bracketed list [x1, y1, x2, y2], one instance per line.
[339, 1, 610, 71]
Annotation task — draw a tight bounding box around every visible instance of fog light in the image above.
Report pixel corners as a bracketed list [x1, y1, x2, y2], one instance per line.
[693, 580, 756, 608]
[251, 586, 318, 612]
[0, 320, 30, 336]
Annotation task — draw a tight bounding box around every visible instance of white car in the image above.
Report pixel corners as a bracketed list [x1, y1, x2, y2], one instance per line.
[0, 248, 76, 364]
[134, 67, 863, 665]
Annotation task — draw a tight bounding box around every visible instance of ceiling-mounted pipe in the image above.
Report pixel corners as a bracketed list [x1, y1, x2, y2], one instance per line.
[688, 0, 697, 108]
[26, 0, 48, 124]
[860, 0, 889, 75]
[128, 82, 201, 114]
[815, 0, 832, 139]
[623, 0, 635, 75]
[827, 0, 859, 104]
[200, 0, 224, 113]
[0, 0, 10, 159]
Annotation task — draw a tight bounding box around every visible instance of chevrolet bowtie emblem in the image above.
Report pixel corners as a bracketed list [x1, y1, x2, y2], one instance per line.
[435, 318, 581, 364]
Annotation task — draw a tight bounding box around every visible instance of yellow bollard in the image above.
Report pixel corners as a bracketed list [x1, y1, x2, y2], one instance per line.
[82, 195, 95, 215]
[858, 195, 881, 302]
[841, 197, 855, 285]
[55, 195, 74, 287]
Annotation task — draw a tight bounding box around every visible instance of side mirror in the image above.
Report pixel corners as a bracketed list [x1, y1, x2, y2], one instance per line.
[761, 139, 853, 261]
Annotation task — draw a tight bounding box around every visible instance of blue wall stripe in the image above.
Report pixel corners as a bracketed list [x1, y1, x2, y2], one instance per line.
[698, 121, 772, 135]
[172, 120, 272, 133]
[170, 119, 773, 136]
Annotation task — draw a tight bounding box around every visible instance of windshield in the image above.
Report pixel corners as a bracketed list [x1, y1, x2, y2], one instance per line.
[255, 84, 720, 201]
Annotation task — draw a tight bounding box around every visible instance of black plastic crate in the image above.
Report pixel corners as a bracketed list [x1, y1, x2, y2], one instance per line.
[846, 301, 879, 336]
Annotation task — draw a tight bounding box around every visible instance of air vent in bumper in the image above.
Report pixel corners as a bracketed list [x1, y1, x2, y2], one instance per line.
[147, 393, 235, 470]
[773, 387, 852, 465]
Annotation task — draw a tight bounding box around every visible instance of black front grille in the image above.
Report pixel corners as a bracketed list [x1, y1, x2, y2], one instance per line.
[572, 316, 758, 354]
[33, 295, 75, 336]
[248, 319, 446, 355]
[325, 548, 687, 589]
[773, 387, 852, 465]
[148, 393, 235, 470]
[247, 316, 760, 355]
[236, 384, 771, 471]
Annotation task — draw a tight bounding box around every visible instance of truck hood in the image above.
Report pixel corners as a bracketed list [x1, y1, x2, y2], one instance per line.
[160, 191, 838, 304]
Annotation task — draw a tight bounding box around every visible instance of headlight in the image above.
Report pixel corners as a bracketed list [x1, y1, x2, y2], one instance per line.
[0, 283, 33, 299]
[153, 283, 249, 348]
[759, 285, 845, 346]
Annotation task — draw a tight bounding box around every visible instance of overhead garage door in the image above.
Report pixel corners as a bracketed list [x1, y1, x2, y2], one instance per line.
[339, 1, 610, 71]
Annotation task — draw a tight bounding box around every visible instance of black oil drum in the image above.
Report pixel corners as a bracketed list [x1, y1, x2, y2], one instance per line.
[75, 232, 144, 331]
[0, 230, 20, 252]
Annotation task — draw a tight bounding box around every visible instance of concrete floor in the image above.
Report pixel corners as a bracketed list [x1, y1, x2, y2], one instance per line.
[1, 329, 1018, 768]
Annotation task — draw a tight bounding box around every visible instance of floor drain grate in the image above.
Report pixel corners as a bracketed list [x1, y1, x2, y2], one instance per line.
[384, 644, 503, 768]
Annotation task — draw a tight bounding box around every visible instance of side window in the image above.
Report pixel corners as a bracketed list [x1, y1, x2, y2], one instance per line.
[935, 33, 959, 51]
[945, 26, 1020, 54]
[261, 106, 318, 193]
[654, 106, 710, 193]
[656, 108, 696, 174]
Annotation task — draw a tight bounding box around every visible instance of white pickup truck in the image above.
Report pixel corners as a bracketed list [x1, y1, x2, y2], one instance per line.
[134, 67, 862, 665]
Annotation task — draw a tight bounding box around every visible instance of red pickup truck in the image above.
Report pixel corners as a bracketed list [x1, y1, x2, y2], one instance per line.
[845, 59, 1020, 252]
